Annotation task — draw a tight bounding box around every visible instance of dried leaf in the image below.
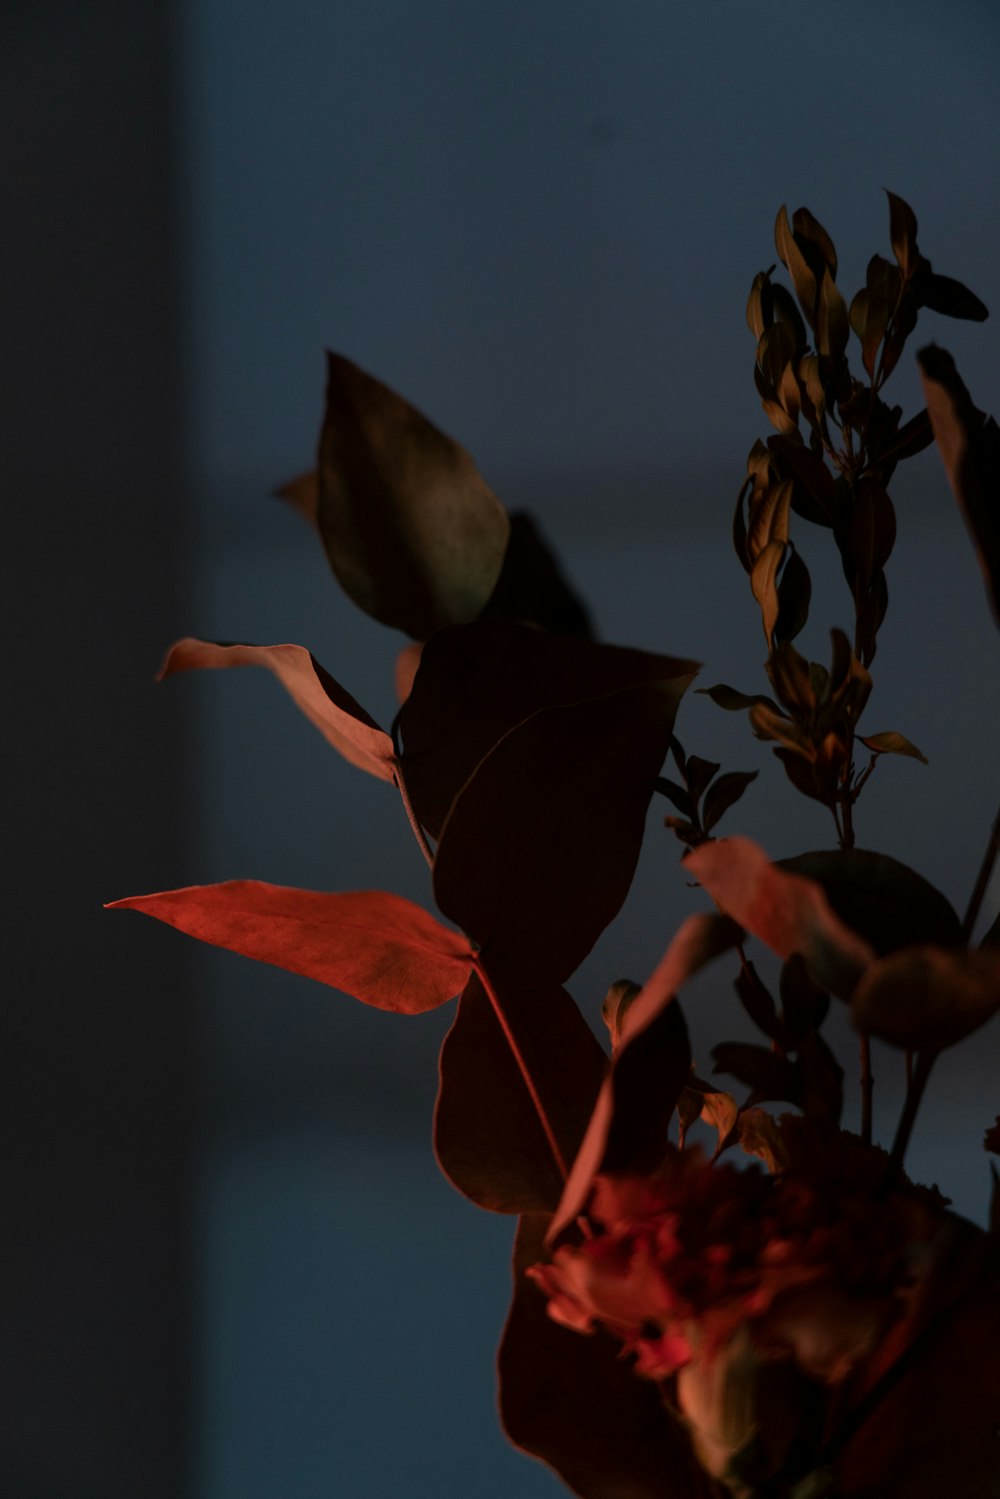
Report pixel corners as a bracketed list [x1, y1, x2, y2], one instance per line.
[399, 621, 697, 837]
[433, 682, 687, 986]
[851, 945, 1000, 1051]
[547, 914, 741, 1242]
[107, 883, 472, 1012]
[498, 1215, 714, 1499]
[434, 971, 607, 1214]
[685, 838, 874, 998]
[316, 353, 510, 637]
[858, 730, 928, 763]
[158, 638, 397, 781]
[736, 1107, 790, 1173]
[919, 346, 1000, 626]
[778, 850, 963, 956]
[886, 191, 919, 280]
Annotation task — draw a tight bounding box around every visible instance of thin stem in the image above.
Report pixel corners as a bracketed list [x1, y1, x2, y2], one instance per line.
[473, 958, 569, 1183]
[859, 1034, 873, 1147]
[885, 1050, 936, 1189]
[393, 764, 435, 871]
[962, 799, 1000, 942]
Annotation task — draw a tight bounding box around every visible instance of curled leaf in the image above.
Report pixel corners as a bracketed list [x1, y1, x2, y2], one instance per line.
[316, 353, 510, 637]
[685, 838, 874, 998]
[159, 638, 397, 781]
[107, 883, 473, 1012]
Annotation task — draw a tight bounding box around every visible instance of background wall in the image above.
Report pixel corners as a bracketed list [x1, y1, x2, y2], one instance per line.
[7, 2, 1000, 1496]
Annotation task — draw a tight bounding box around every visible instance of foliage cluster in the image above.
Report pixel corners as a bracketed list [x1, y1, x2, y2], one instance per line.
[112, 196, 1000, 1497]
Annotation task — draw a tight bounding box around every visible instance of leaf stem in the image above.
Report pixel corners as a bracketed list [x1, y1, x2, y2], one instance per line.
[472, 959, 569, 1183]
[393, 762, 436, 870]
[962, 798, 1000, 942]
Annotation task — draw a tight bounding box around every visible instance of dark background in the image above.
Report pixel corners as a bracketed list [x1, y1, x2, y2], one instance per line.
[5, 2, 1000, 1495]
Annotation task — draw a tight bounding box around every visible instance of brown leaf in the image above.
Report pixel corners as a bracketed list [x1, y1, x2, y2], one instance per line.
[778, 849, 962, 955]
[433, 971, 607, 1214]
[316, 353, 510, 637]
[857, 730, 927, 763]
[159, 638, 397, 781]
[685, 838, 874, 998]
[432, 681, 690, 986]
[919, 345, 1000, 626]
[547, 914, 741, 1242]
[274, 468, 320, 525]
[107, 883, 473, 1012]
[850, 945, 1000, 1051]
[399, 620, 697, 837]
[498, 1214, 716, 1499]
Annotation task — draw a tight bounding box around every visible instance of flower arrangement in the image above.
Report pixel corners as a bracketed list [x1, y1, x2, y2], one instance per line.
[111, 195, 1000, 1497]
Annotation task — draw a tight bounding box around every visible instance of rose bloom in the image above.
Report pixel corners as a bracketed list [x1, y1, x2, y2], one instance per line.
[529, 1136, 937, 1386]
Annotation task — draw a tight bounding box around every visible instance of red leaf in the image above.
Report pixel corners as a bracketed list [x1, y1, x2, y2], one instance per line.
[433, 682, 686, 986]
[548, 914, 741, 1242]
[159, 638, 397, 781]
[433, 971, 607, 1214]
[399, 620, 697, 836]
[685, 837, 874, 998]
[498, 1214, 716, 1499]
[107, 883, 473, 1013]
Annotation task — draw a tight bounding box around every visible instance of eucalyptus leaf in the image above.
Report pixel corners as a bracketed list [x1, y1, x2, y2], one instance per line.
[316, 353, 510, 637]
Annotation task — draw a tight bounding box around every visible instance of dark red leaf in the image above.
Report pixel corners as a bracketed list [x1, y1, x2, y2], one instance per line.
[433, 971, 607, 1214]
[159, 638, 397, 781]
[433, 681, 690, 984]
[498, 1215, 716, 1499]
[400, 620, 697, 837]
[316, 353, 510, 637]
[107, 883, 473, 1013]
[778, 850, 963, 955]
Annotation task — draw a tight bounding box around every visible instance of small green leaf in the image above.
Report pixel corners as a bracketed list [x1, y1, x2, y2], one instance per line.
[859, 731, 928, 763]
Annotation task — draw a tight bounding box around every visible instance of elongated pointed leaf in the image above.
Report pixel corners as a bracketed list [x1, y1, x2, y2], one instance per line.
[851, 945, 1000, 1050]
[107, 883, 473, 1012]
[685, 838, 874, 997]
[159, 638, 397, 781]
[499, 1215, 713, 1499]
[547, 914, 741, 1242]
[778, 849, 963, 955]
[399, 620, 697, 836]
[433, 681, 686, 986]
[433, 971, 607, 1214]
[858, 730, 927, 763]
[919, 346, 1000, 626]
[316, 353, 510, 637]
